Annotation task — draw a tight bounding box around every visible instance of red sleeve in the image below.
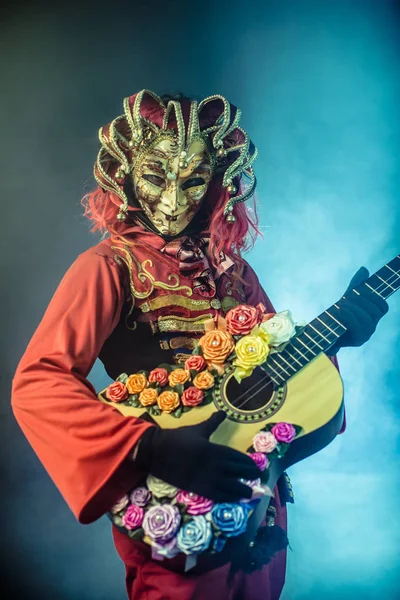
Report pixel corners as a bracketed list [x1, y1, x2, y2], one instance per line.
[242, 259, 346, 433]
[11, 245, 153, 524]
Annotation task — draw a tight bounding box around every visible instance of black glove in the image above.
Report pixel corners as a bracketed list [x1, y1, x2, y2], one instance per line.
[135, 412, 261, 503]
[328, 267, 388, 355]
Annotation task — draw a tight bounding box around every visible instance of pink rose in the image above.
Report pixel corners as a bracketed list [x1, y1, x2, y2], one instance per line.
[148, 368, 169, 387]
[253, 431, 278, 454]
[271, 422, 296, 443]
[249, 452, 269, 471]
[226, 304, 262, 336]
[176, 491, 214, 515]
[185, 355, 207, 372]
[181, 386, 205, 407]
[106, 381, 129, 403]
[122, 504, 144, 530]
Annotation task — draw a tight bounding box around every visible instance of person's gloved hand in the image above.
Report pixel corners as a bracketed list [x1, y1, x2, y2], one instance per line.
[327, 267, 388, 355]
[135, 412, 261, 503]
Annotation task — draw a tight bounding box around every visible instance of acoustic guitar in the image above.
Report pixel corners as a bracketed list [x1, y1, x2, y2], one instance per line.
[98, 254, 399, 572]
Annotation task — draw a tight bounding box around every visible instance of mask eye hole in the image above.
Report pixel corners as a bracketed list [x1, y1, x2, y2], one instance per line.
[182, 178, 206, 191]
[143, 174, 165, 188]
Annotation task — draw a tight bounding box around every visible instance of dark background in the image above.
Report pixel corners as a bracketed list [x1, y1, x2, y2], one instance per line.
[1, 1, 400, 598]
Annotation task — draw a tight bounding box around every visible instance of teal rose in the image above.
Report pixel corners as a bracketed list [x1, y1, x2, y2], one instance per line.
[210, 503, 251, 537]
[176, 515, 212, 555]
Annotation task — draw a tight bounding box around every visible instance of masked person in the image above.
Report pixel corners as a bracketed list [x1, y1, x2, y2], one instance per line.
[11, 90, 388, 600]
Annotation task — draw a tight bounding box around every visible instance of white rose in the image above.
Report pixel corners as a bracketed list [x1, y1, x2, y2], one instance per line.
[146, 475, 178, 498]
[260, 310, 296, 346]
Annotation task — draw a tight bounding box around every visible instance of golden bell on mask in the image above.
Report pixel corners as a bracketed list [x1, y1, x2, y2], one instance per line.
[226, 213, 236, 223]
[227, 184, 237, 195]
[218, 147, 227, 157]
[116, 211, 126, 221]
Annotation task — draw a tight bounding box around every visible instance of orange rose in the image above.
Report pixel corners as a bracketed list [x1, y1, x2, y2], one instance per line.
[157, 391, 180, 413]
[139, 387, 158, 407]
[193, 371, 215, 390]
[198, 329, 235, 364]
[168, 368, 190, 387]
[126, 373, 148, 394]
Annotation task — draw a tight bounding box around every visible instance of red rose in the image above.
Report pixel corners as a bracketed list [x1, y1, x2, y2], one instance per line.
[148, 368, 169, 387]
[106, 381, 129, 403]
[181, 386, 205, 407]
[226, 304, 262, 335]
[184, 355, 207, 372]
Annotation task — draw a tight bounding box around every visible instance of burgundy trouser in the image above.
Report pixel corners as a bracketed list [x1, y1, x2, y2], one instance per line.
[112, 498, 287, 600]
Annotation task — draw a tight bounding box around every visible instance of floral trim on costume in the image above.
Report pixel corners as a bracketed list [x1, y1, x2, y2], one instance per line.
[105, 303, 304, 416]
[110, 421, 302, 560]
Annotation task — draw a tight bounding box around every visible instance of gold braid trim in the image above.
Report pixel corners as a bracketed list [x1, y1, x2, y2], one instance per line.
[157, 314, 214, 333]
[140, 294, 212, 313]
[111, 245, 192, 300]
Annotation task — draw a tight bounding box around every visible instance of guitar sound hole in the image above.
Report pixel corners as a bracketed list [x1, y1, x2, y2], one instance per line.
[227, 368, 275, 412]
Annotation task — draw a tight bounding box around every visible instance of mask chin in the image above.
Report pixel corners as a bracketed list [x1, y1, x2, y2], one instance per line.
[124, 178, 207, 240]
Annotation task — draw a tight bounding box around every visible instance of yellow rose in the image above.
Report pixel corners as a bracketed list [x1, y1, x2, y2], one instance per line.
[234, 334, 270, 370]
[126, 373, 148, 394]
[168, 368, 190, 387]
[157, 391, 180, 413]
[139, 387, 158, 407]
[198, 329, 235, 364]
[193, 370, 215, 390]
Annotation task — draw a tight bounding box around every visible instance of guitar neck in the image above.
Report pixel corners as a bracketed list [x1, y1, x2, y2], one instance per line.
[265, 254, 400, 387]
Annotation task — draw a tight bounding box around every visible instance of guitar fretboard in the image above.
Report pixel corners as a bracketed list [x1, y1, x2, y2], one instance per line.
[264, 255, 400, 386]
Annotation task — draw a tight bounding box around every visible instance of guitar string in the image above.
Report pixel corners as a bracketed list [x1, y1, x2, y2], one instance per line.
[231, 268, 400, 412]
[233, 268, 400, 408]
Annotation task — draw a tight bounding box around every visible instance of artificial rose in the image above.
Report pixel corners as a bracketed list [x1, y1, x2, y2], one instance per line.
[110, 494, 129, 513]
[193, 370, 215, 390]
[130, 487, 152, 507]
[249, 452, 269, 471]
[259, 309, 296, 346]
[176, 491, 214, 515]
[138, 387, 158, 407]
[157, 391, 180, 413]
[226, 304, 262, 335]
[176, 515, 212, 555]
[122, 504, 144, 530]
[106, 381, 129, 403]
[148, 368, 169, 387]
[252, 431, 278, 454]
[126, 373, 148, 394]
[234, 335, 270, 371]
[184, 355, 207, 372]
[198, 329, 235, 364]
[142, 505, 181, 543]
[181, 386, 204, 407]
[168, 368, 190, 387]
[146, 475, 178, 499]
[209, 503, 251, 538]
[271, 422, 297, 443]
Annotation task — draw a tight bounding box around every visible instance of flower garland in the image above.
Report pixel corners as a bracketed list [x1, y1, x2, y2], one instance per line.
[105, 303, 304, 560]
[110, 421, 302, 559]
[105, 304, 305, 417]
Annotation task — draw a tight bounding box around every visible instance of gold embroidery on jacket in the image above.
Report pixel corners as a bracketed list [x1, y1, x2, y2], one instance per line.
[169, 337, 198, 350]
[157, 314, 214, 333]
[173, 352, 192, 365]
[140, 294, 212, 313]
[112, 245, 192, 300]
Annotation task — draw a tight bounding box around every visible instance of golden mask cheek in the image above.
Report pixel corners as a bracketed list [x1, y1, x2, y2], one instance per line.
[135, 178, 163, 207]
